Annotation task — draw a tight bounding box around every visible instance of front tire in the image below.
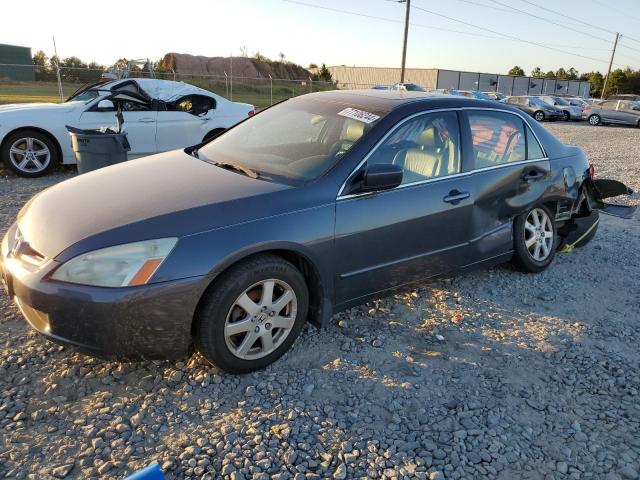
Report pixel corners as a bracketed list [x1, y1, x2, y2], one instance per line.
[194, 255, 309, 374]
[588, 114, 601, 126]
[1, 129, 57, 177]
[512, 205, 557, 273]
[533, 111, 545, 122]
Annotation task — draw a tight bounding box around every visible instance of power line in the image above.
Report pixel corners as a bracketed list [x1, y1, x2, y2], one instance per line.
[489, 0, 640, 57]
[587, 0, 640, 23]
[283, 0, 618, 52]
[515, 0, 640, 46]
[486, 0, 612, 44]
[410, 2, 611, 65]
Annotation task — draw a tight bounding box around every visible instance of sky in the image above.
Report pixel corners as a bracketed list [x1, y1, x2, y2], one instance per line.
[2, 0, 640, 76]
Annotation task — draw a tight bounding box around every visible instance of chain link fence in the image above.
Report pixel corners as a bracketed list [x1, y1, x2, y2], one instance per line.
[0, 64, 376, 108]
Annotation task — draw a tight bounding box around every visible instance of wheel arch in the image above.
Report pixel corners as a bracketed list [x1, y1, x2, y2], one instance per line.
[193, 245, 332, 333]
[1, 126, 63, 164]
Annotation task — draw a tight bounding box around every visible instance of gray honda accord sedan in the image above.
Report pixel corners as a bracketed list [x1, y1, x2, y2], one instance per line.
[1, 90, 635, 373]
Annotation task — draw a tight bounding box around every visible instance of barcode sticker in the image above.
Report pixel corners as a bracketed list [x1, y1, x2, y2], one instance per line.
[337, 107, 381, 124]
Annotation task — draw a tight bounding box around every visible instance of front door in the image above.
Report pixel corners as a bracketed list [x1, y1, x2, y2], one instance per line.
[156, 95, 217, 151]
[334, 111, 474, 306]
[78, 100, 158, 158]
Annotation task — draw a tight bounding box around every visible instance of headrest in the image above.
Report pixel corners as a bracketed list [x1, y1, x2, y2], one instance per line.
[416, 127, 436, 147]
[341, 120, 365, 142]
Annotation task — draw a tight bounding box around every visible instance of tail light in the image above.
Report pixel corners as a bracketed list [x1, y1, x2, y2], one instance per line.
[584, 105, 590, 112]
[248, 110, 255, 117]
[589, 163, 595, 179]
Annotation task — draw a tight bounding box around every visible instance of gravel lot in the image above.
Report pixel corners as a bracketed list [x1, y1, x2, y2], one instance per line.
[0, 122, 639, 480]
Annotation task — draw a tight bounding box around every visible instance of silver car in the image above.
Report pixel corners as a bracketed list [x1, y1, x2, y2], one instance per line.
[583, 99, 640, 127]
[537, 95, 583, 121]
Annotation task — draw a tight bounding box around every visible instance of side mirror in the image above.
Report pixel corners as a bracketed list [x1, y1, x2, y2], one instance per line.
[96, 99, 115, 110]
[362, 163, 403, 192]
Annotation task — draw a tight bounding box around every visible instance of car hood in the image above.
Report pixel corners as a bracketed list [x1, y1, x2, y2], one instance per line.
[17, 151, 292, 259]
[0, 102, 84, 115]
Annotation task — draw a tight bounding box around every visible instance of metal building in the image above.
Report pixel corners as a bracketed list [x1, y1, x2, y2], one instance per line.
[0, 43, 34, 81]
[327, 66, 591, 98]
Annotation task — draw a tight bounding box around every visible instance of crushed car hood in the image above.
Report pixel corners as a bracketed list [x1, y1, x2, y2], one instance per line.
[17, 151, 291, 259]
[0, 102, 84, 114]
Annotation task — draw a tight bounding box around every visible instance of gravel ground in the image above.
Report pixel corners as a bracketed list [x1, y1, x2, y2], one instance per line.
[0, 122, 639, 480]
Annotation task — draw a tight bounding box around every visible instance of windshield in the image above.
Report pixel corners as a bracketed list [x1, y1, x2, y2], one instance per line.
[198, 97, 387, 183]
[66, 89, 102, 104]
[552, 96, 570, 106]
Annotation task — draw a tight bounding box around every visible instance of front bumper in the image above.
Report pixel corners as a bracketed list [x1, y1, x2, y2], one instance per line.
[1, 228, 210, 360]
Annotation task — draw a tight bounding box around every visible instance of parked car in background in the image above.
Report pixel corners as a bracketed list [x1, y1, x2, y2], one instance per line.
[432, 88, 465, 96]
[503, 96, 564, 121]
[484, 91, 507, 101]
[457, 90, 497, 102]
[566, 97, 591, 108]
[535, 95, 583, 121]
[2, 90, 634, 372]
[606, 94, 640, 101]
[371, 83, 427, 92]
[583, 99, 640, 127]
[0, 79, 255, 177]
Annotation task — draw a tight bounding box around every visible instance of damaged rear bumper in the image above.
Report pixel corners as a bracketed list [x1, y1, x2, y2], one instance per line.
[587, 179, 637, 219]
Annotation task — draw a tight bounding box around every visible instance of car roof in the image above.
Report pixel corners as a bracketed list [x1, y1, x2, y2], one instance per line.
[299, 89, 493, 112]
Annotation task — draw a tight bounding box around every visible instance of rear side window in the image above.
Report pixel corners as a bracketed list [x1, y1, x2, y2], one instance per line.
[526, 126, 545, 159]
[467, 111, 526, 169]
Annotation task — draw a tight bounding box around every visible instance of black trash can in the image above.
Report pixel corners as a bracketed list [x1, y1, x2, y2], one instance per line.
[66, 126, 131, 174]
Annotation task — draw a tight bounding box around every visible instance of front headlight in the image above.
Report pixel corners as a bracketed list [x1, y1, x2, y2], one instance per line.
[51, 238, 177, 287]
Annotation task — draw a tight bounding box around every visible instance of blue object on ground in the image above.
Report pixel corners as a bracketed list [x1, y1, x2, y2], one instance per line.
[124, 463, 165, 480]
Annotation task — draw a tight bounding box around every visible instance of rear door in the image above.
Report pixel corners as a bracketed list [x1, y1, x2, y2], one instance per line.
[459, 109, 551, 261]
[334, 110, 476, 306]
[156, 95, 215, 151]
[78, 100, 158, 158]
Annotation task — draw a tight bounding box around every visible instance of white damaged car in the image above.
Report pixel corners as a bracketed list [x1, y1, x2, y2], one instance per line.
[0, 78, 255, 177]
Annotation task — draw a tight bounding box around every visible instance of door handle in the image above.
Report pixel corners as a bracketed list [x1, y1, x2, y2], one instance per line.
[521, 169, 544, 182]
[139, 117, 155, 123]
[201, 117, 212, 121]
[443, 190, 470, 205]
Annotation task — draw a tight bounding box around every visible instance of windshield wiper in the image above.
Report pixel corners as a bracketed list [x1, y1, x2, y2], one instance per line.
[207, 160, 259, 179]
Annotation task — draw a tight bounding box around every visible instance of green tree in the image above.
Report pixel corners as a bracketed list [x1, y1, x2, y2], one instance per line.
[312, 63, 333, 83]
[530, 66, 543, 77]
[32, 50, 54, 81]
[544, 70, 555, 79]
[508, 65, 525, 76]
[555, 67, 568, 80]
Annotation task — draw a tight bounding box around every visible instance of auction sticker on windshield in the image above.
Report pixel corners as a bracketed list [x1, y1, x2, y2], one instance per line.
[338, 107, 380, 124]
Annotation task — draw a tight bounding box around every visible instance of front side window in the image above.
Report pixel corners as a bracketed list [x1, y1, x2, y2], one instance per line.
[198, 97, 387, 183]
[468, 111, 526, 169]
[366, 111, 461, 185]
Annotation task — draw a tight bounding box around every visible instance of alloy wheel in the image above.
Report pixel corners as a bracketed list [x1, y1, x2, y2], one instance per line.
[534, 111, 544, 121]
[589, 115, 600, 126]
[9, 137, 51, 174]
[523, 208, 554, 261]
[224, 279, 297, 360]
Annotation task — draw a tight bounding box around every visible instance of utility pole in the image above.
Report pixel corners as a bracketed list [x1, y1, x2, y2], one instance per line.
[601, 32, 619, 99]
[400, 0, 410, 83]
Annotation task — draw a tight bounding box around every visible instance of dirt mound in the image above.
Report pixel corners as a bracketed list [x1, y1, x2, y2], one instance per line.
[160, 53, 312, 80]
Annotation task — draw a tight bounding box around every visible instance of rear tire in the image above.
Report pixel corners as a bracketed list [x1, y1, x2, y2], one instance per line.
[193, 255, 309, 374]
[534, 111, 545, 122]
[562, 111, 570, 121]
[1, 129, 57, 177]
[512, 204, 557, 273]
[588, 114, 601, 126]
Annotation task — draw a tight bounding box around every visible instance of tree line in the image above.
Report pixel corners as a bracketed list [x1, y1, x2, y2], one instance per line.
[507, 65, 640, 98]
[30, 50, 333, 84]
